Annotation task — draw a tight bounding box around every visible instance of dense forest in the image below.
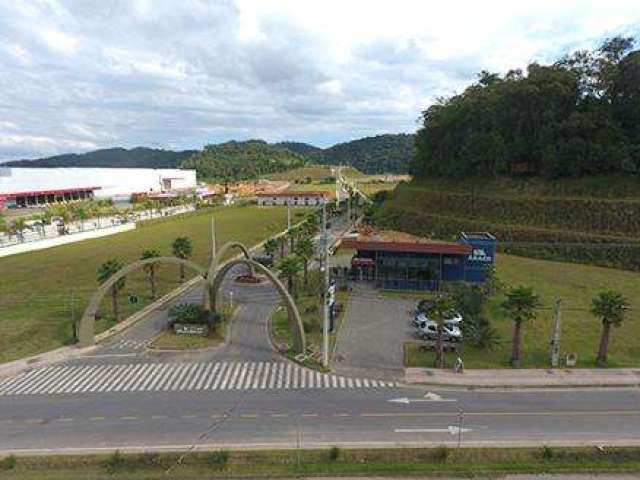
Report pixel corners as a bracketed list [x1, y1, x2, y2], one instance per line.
[181, 140, 306, 181]
[412, 37, 640, 179]
[5, 147, 195, 169]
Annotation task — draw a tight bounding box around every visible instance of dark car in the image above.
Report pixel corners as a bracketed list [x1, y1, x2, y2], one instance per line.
[254, 255, 274, 268]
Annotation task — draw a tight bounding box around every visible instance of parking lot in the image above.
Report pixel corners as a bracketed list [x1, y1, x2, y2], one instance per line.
[333, 284, 417, 381]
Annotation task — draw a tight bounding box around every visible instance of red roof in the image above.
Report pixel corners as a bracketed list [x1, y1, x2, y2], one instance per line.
[341, 235, 472, 256]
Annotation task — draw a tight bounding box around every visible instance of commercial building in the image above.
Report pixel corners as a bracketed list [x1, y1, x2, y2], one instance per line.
[0, 167, 197, 209]
[256, 191, 329, 207]
[340, 229, 496, 290]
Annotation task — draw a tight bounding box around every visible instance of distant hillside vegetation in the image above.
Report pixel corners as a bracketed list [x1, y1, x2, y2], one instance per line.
[5, 147, 195, 169]
[413, 37, 640, 179]
[181, 140, 306, 181]
[274, 142, 324, 159]
[272, 134, 414, 174]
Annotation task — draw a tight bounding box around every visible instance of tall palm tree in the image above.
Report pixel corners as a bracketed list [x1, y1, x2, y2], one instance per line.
[501, 286, 540, 367]
[294, 237, 315, 288]
[591, 290, 630, 366]
[97, 259, 125, 322]
[141, 249, 161, 299]
[33, 210, 54, 238]
[172, 236, 193, 282]
[278, 235, 286, 257]
[425, 294, 456, 368]
[277, 255, 302, 298]
[264, 238, 278, 259]
[287, 227, 298, 252]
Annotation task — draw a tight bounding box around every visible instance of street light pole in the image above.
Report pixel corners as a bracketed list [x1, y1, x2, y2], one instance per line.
[287, 200, 291, 231]
[321, 200, 330, 369]
[550, 298, 562, 367]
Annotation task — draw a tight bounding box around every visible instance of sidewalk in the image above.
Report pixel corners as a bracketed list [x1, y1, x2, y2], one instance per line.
[405, 367, 640, 388]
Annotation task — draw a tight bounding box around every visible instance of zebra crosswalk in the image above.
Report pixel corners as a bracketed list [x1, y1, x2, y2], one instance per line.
[0, 362, 395, 396]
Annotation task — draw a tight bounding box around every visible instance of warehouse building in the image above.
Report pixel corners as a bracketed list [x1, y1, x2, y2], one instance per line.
[0, 167, 197, 209]
[340, 229, 496, 290]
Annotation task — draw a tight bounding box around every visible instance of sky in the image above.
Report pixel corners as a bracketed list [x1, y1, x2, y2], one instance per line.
[0, 1, 639, 161]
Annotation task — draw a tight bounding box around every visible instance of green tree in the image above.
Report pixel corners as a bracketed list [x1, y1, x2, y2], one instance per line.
[277, 255, 302, 298]
[424, 295, 456, 368]
[294, 237, 315, 288]
[591, 290, 630, 366]
[501, 286, 540, 367]
[97, 259, 125, 322]
[141, 249, 161, 299]
[71, 205, 88, 231]
[172, 236, 193, 282]
[8, 218, 30, 242]
[263, 238, 278, 259]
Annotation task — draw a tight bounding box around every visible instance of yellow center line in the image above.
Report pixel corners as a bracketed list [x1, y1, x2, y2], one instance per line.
[271, 414, 289, 418]
[241, 414, 259, 418]
[361, 410, 640, 418]
[151, 415, 168, 420]
[120, 416, 138, 420]
[301, 413, 319, 418]
[90, 416, 105, 421]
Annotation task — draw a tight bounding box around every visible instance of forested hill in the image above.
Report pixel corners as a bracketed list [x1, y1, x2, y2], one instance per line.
[275, 134, 415, 174]
[181, 140, 306, 181]
[5, 147, 195, 169]
[413, 36, 640, 179]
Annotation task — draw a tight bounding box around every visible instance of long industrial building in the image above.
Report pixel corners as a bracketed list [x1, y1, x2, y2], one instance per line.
[0, 167, 197, 209]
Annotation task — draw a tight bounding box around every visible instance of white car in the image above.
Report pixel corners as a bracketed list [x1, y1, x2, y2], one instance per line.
[414, 310, 463, 326]
[415, 319, 462, 342]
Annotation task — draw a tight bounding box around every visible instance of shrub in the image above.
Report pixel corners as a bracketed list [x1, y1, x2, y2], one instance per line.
[328, 446, 341, 461]
[542, 445, 554, 460]
[0, 455, 16, 470]
[208, 450, 229, 468]
[168, 303, 212, 327]
[433, 445, 449, 463]
[105, 450, 125, 474]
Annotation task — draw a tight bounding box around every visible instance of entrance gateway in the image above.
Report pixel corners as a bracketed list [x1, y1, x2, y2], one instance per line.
[340, 229, 496, 291]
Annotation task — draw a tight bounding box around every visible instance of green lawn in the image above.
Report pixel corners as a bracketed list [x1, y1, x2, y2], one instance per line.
[406, 253, 640, 369]
[0, 205, 299, 364]
[3, 446, 640, 479]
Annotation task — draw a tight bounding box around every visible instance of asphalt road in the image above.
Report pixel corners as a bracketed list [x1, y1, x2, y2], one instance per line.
[2, 211, 640, 454]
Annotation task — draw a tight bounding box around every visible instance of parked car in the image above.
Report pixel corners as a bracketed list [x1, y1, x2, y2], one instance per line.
[412, 309, 463, 328]
[416, 319, 462, 342]
[254, 255, 274, 268]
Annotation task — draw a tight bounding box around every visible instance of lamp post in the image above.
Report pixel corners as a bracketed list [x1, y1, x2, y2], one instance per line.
[321, 200, 330, 368]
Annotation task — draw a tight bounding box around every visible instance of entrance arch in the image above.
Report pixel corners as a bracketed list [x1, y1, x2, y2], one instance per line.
[78, 257, 208, 347]
[210, 258, 306, 354]
[207, 241, 253, 279]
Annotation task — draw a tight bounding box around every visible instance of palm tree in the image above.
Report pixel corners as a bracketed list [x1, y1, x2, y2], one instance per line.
[501, 286, 540, 367]
[71, 205, 88, 231]
[591, 290, 630, 366]
[287, 227, 298, 252]
[277, 255, 302, 298]
[0, 214, 6, 234]
[172, 236, 193, 282]
[8, 218, 30, 242]
[141, 249, 161, 299]
[278, 235, 286, 257]
[425, 294, 456, 368]
[264, 238, 278, 259]
[33, 210, 54, 238]
[97, 259, 125, 322]
[294, 237, 315, 288]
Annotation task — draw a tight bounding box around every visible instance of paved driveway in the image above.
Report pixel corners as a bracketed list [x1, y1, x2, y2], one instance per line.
[334, 284, 416, 381]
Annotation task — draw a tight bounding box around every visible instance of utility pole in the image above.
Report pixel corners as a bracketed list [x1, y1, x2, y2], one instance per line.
[211, 216, 216, 259]
[550, 298, 562, 367]
[70, 288, 76, 343]
[321, 200, 330, 368]
[287, 199, 291, 231]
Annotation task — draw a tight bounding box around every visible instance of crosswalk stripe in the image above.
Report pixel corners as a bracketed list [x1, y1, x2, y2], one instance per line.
[0, 361, 395, 396]
[203, 363, 222, 390]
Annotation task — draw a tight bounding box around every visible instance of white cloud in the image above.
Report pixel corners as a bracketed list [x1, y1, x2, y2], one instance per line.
[0, 0, 639, 160]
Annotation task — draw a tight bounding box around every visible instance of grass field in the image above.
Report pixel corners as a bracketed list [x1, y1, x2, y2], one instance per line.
[405, 253, 640, 369]
[2, 446, 640, 479]
[0, 205, 300, 364]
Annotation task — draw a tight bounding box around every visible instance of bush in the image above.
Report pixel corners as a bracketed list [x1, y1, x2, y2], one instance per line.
[542, 445, 554, 460]
[105, 450, 125, 474]
[0, 455, 16, 470]
[208, 450, 229, 468]
[433, 445, 449, 463]
[328, 446, 341, 461]
[168, 303, 213, 327]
